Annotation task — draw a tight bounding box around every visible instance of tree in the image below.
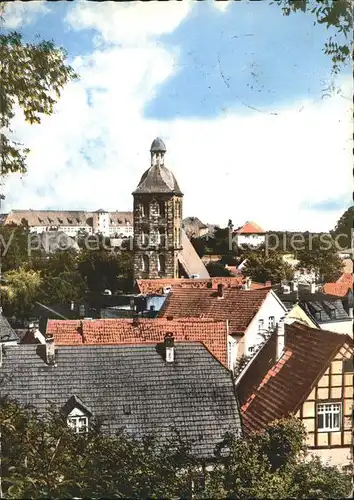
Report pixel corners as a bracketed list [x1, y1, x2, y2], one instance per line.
[204, 416, 352, 499]
[78, 249, 133, 293]
[331, 206, 353, 250]
[295, 234, 344, 282]
[206, 261, 233, 277]
[0, 225, 32, 272]
[276, 0, 352, 74]
[0, 267, 42, 319]
[1, 399, 351, 499]
[0, 397, 196, 499]
[243, 250, 294, 284]
[0, 9, 78, 174]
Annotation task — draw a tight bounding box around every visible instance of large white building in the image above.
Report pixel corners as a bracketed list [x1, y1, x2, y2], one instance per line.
[1, 209, 134, 238]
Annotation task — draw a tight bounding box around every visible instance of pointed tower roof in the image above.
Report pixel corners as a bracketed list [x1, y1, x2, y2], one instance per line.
[150, 137, 166, 153]
[133, 138, 183, 195]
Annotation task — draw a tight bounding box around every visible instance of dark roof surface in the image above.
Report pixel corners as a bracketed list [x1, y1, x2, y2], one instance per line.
[150, 137, 166, 152]
[273, 286, 351, 323]
[1, 343, 242, 458]
[159, 288, 272, 335]
[133, 164, 183, 195]
[0, 314, 19, 343]
[238, 322, 353, 434]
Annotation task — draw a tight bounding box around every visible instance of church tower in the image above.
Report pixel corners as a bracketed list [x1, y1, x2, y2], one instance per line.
[132, 138, 183, 279]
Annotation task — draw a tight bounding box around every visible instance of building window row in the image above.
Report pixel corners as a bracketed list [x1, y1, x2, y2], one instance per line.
[140, 201, 166, 218]
[141, 254, 166, 274]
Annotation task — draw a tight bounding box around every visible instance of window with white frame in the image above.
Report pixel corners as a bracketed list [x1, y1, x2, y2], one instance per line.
[258, 319, 264, 332]
[268, 316, 275, 330]
[67, 408, 89, 434]
[317, 403, 341, 432]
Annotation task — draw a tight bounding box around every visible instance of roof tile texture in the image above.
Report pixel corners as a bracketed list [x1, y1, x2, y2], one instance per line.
[0, 342, 242, 458]
[158, 287, 271, 335]
[238, 322, 353, 434]
[47, 318, 229, 367]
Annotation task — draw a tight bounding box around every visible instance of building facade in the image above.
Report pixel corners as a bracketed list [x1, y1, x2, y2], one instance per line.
[1, 209, 133, 238]
[132, 138, 183, 279]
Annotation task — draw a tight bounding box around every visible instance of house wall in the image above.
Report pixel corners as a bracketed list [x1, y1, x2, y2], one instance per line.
[318, 320, 353, 337]
[296, 344, 353, 468]
[236, 234, 265, 247]
[235, 292, 287, 359]
[285, 304, 318, 328]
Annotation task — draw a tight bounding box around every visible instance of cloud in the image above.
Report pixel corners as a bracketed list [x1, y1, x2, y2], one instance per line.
[3, 2, 352, 234]
[65, 0, 192, 46]
[1, 0, 50, 29]
[213, 1, 231, 13]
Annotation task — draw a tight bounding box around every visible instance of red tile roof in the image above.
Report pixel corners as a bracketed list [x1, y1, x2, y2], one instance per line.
[237, 322, 353, 435]
[235, 221, 265, 234]
[46, 318, 229, 367]
[136, 277, 269, 295]
[323, 272, 353, 297]
[158, 287, 271, 335]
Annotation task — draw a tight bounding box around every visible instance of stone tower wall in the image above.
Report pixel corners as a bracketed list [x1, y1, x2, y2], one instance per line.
[133, 194, 183, 279]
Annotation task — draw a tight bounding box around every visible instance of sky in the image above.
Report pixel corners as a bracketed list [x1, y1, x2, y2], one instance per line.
[2, 0, 352, 232]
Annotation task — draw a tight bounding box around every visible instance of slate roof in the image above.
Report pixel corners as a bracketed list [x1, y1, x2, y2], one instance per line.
[178, 229, 210, 278]
[133, 165, 183, 195]
[0, 342, 242, 458]
[150, 137, 166, 152]
[136, 277, 268, 295]
[159, 288, 271, 335]
[44, 318, 229, 367]
[273, 286, 351, 323]
[235, 221, 265, 234]
[3, 210, 133, 228]
[237, 322, 353, 435]
[0, 314, 19, 343]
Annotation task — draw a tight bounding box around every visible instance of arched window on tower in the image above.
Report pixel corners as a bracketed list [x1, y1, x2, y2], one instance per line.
[158, 227, 166, 247]
[175, 200, 181, 218]
[141, 254, 149, 273]
[158, 200, 165, 217]
[141, 225, 149, 247]
[141, 202, 149, 217]
[158, 254, 166, 275]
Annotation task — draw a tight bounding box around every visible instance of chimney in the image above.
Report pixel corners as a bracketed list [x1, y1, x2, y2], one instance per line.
[70, 301, 74, 311]
[45, 335, 56, 366]
[291, 280, 298, 292]
[245, 277, 252, 290]
[265, 281, 271, 287]
[217, 283, 224, 298]
[310, 281, 316, 294]
[276, 317, 285, 361]
[164, 332, 175, 363]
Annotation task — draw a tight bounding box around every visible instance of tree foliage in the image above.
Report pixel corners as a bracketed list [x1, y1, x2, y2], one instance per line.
[295, 233, 344, 281]
[331, 206, 353, 249]
[243, 249, 294, 284]
[0, 266, 42, 319]
[1, 400, 351, 499]
[275, 0, 352, 73]
[0, 18, 78, 174]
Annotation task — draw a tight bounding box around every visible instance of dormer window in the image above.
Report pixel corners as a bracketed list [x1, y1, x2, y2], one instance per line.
[67, 409, 89, 434]
[61, 395, 91, 434]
